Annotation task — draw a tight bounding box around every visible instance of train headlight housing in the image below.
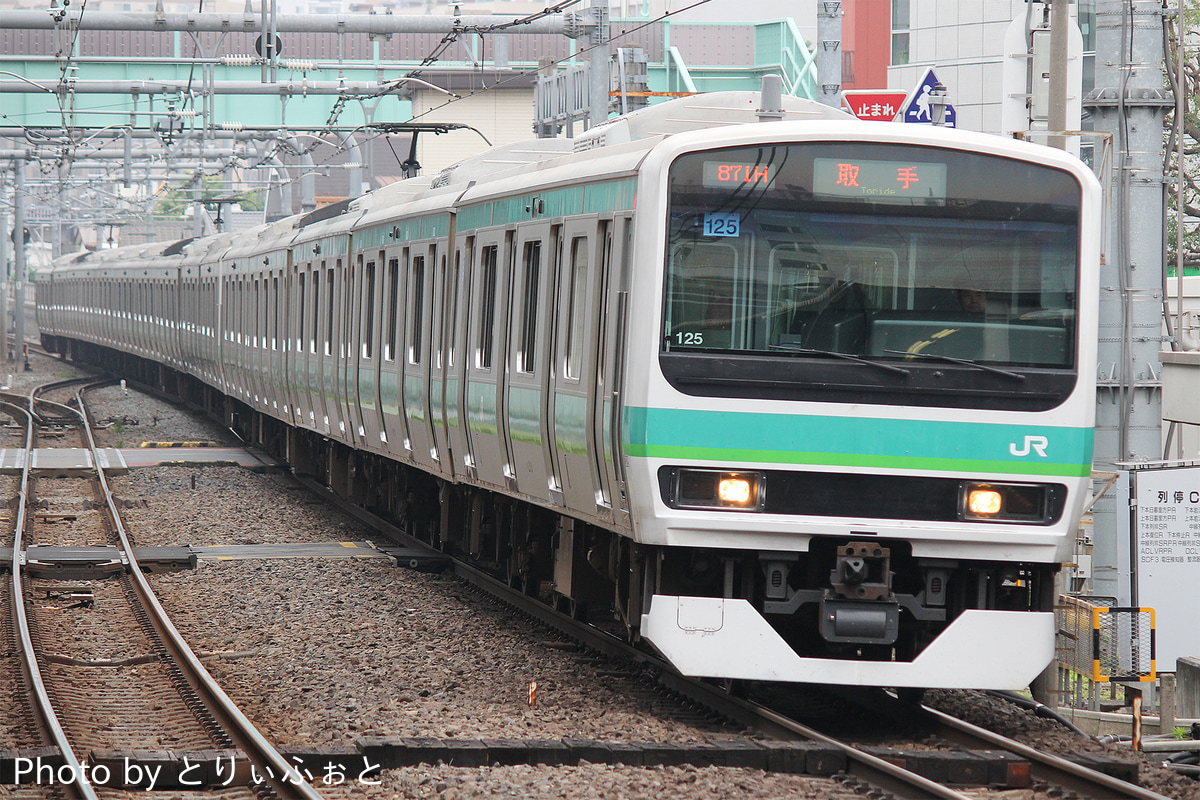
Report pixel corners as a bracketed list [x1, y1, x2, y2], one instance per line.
[960, 482, 1049, 522]
[670, 468, 764, 511]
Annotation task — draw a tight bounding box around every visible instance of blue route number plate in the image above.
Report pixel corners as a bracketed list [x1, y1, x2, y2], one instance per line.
[703, 213, 740, 237]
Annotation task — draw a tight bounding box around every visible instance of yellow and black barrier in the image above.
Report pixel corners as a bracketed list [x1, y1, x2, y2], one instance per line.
[1091, 605, 1156, 683]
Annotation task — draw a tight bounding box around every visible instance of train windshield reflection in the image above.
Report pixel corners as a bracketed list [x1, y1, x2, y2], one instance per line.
[663, 147, 1080, 370]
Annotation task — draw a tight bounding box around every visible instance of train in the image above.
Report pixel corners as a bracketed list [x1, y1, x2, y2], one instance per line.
[37, 87, 1102, 689]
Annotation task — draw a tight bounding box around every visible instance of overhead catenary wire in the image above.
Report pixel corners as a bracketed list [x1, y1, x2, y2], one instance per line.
[4, 0, 720, 234]
[404, 0, 715, 124]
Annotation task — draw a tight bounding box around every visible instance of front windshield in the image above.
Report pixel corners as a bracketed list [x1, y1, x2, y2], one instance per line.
[663, 143, 1081, 369]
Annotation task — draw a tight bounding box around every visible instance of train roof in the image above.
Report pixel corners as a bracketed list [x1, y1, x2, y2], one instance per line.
[47, 90, 861, 272]
[571, 91, 853, 152]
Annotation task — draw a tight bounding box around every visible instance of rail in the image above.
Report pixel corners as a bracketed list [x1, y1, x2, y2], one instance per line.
[7, 382, 98, 800]
[75, 383, 327, 800]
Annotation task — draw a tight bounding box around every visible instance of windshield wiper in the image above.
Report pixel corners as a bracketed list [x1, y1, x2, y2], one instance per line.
[883, 349, 1026, 381]
[769, 343, 910, 376]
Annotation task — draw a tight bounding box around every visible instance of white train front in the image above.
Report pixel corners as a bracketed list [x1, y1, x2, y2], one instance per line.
[38, 91, 1102, 689]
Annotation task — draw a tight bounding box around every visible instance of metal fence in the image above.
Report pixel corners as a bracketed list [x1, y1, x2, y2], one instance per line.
[1055, 595, 1156, 710]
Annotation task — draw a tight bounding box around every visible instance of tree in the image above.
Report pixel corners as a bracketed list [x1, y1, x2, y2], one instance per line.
[1165, 5, 1200, 276]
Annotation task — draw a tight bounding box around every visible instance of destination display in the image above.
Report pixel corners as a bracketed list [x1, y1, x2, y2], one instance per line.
[701, 161, 776, 189]
[813, 157, 947, 200]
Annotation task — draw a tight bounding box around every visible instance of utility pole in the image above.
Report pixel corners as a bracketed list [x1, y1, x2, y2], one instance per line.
[587, 0, 610, 130]
[1086, 0, 1173, 603]
[0, 170, 8, 365]
[816, 1, 843, 108]
[13, 158, 25, 361]
[1046, 0, 1070, 151]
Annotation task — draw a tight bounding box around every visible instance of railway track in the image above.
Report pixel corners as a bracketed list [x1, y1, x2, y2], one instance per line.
[298, 475, 1175, 800]
[2, 376, 326, 799]
[6, 361, 1178, 800]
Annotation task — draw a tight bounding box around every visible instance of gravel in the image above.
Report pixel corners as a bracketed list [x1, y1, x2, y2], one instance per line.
[14, 346, 1196, 799]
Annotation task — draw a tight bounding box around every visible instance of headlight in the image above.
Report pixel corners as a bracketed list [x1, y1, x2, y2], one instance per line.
[672, 468, 764, 511]
[960, 482, 1048, 522]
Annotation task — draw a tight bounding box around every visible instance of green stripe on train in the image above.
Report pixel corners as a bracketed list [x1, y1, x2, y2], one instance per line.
[621, 407, 1093, 477]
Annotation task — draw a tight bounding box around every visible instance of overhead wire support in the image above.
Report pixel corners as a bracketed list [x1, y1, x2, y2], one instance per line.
[2, 9, 569, 35]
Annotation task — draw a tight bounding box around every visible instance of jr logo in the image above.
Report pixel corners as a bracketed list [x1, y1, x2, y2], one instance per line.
[1009, 435, 1049, 457]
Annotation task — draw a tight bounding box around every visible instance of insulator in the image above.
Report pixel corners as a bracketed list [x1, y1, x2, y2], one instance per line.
[218, 122, 245, 131]
[168, 109, 200, 118]
[279, 59, 316, 71]
[220, 55, 258, 67]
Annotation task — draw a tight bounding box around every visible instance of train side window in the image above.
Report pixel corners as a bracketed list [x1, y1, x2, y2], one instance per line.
[254, 278, 261, 348]
[385, 257, 399, 361]
[310, 268, 320, 354]
[298, 272, 307, 352]
[518, 241, 541, 374]
[272, 275, 279, 350]
[432, 255, 445, 370]
[363, 260, 376, 359]
[409, 255, 425, 365]
[565, 236, 588, 380]
[477, 245, 498, 370]
[448, 249, 463, 369]
[326, 264, 336, 357]
[241, 277, 248, 345]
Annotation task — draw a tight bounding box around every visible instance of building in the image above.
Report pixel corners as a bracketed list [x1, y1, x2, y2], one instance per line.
[836, 0, 1096, 135]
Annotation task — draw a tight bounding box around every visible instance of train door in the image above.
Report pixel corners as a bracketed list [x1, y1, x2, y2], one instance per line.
[550, 219, 606, 515]
[215, 271, 229, 394]
[288, 262, 308, 429]
[504, 222, 557, 504]
[380, 246, 411, 457]
[341, 253, 362, 444]
[364, 253, 383, 449]
[595, 214, 633, 527]
[444, 237, 472, 479]
[463, 232, 509, 490]
[356, 250, 385, 449]
[319, 261, 338, 436]
[267, 267, 282, 415]
[251, 273, 264, 408]
[427, 242, 455, 480]
[403, 243, 438, 473]
[306, 263, 323, 432]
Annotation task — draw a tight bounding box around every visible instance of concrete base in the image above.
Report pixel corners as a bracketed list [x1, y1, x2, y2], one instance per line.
[1056, 706, 1200, 737]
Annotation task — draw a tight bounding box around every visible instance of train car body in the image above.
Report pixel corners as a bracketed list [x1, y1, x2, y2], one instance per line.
[39, 90, 1101, 690]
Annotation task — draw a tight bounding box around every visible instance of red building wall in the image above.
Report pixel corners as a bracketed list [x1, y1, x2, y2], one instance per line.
[843, 0, 891, 90]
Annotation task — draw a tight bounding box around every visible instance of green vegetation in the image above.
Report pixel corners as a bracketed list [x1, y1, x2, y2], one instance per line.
[154, 176, 265, 219]
[1166, 8, 1200, 275]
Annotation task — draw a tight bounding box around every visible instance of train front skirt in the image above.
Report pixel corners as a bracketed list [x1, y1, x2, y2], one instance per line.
[641, 595, 1053, 689]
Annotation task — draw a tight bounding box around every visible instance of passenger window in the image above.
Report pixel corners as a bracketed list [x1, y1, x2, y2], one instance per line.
[310, 268, 320, 354]
[477, 246, 498, 370]
[364, 260, 376, 359]
[565, 236, 588, 379]
[518, 241, 541, 374]
[326, 264, 335, 356]
[409, 255, 425, 365]
[298, 272, 307, 351]
[385, 257, 399, 361]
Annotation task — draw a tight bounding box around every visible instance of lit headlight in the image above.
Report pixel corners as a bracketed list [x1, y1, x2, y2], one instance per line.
[718, 476, 753, 504]
[672, 468, 764, 511]
[967, 488, 1002, 516]
[960, 482, 1048, 522]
